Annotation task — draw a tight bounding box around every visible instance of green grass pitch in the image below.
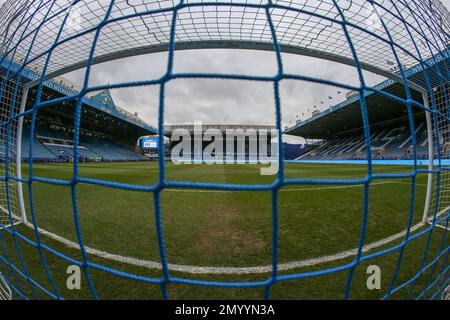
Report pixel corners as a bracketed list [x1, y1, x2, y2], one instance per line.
[1, 161, 448, 299]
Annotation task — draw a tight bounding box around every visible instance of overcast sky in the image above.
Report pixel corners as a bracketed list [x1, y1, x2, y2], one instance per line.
[64, 49, 385, 129]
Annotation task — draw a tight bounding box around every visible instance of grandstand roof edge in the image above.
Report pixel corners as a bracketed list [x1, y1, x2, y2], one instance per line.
[284, 48, 450, 137]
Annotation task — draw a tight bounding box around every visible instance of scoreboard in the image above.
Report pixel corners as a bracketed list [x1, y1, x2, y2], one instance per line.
[141, 137, 158, 150]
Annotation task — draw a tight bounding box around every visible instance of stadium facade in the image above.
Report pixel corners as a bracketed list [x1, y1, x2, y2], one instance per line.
[0, 58, 156, 163]
[164, 124, 277, 163]
[284, 51, 449, 163]
[3, 50, 448, 165]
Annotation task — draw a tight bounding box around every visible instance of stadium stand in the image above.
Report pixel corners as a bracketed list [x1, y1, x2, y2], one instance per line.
[21, 126, 57, 162]
[286, 53, 449, 162]
[21, 124, 147, 162]
[283, 143, 311, 160]
[0, 68, 158, 163]
[0, 59, 157, 164]
[299, 123, 429, 160]
[165, 124, 276, 162]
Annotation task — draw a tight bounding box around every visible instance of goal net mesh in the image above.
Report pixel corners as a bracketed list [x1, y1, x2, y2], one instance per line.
[0, 66, 21, 229]
[0, 0, 449, 300]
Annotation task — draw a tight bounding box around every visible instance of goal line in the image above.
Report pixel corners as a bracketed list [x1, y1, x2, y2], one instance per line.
[21, 213, 433, 275]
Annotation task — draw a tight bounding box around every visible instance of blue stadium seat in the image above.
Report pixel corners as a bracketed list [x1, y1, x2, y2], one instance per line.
[299, 123, 429, 161]
[21, 126, 145, 162]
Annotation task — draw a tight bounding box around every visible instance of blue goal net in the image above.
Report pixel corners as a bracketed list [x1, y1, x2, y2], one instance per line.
[0, 0, 449, 300]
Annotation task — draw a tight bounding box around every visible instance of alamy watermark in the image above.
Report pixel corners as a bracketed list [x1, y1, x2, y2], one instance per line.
[170, 122, 279, 175]
[364, 6, 383, 31]
[366, 265, 381, 290]
[66, 265, 81, 290]
[66, 4, 83, 31]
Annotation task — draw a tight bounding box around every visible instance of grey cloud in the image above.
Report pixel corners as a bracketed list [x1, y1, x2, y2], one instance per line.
[64, 49, 385, 131]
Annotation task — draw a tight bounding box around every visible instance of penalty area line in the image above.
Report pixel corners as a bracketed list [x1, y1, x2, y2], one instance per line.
[23, 216, 427, 275]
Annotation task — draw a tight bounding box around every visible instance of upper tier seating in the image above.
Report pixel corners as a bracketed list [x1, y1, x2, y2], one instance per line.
[300, 123, 429, 160]
[21, 126, 145, 162]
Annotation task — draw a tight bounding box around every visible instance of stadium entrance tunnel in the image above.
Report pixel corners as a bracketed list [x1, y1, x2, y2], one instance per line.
[0, 0, 449, 300]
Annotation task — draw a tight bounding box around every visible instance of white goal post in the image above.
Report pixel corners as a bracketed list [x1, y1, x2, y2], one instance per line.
[0, 67, 24, 229]
[0, 272, 12, 300]
[422, 82, 450, 231]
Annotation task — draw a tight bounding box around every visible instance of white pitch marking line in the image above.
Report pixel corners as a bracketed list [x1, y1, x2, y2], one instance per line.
[23, 220, 427, 275]
[20, 180, 430, 275]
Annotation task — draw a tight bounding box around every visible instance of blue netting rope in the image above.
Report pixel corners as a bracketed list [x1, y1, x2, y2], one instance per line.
[0, 0, 448, 300]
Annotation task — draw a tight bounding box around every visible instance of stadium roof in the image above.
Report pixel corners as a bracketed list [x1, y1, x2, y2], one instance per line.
[0, 0, 448, 89]
[284, 51, 449, 139]
[0, 57, 156, 133]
